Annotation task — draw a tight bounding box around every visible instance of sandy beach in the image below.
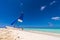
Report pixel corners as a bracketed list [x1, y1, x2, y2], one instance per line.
[0, 26, 60, 40]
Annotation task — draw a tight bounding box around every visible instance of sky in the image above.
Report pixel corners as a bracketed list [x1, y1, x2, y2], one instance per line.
[0, 0, 60, 28]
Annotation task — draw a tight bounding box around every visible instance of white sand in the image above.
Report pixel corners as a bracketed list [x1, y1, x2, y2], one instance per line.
[0, 26, 60, 40]
[19, 31, 60, 40]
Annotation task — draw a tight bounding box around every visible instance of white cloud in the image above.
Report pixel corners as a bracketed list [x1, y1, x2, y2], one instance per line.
[51, 17, 60, 20]
[18, 19, 23, 22]
[50, 1, 56, 5]
[40, 6, 46, 11]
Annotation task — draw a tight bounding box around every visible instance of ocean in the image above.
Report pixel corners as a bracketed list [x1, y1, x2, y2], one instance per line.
[24, 28, 60, 34]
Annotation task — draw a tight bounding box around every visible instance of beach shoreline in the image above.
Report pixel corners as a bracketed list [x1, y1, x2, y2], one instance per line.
[0, 27, 60, 40]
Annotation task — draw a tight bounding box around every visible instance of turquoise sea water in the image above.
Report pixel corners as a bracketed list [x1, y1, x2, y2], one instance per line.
[24, 28, 60, 34]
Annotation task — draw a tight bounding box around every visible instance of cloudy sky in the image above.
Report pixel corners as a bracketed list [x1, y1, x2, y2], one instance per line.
[0, 0, 60, 28]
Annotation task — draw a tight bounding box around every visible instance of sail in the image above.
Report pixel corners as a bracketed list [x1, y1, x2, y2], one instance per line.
[11, 14, 24, 25]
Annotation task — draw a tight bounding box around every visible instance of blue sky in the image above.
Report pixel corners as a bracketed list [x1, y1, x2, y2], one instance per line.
[0, 0, 60, 28]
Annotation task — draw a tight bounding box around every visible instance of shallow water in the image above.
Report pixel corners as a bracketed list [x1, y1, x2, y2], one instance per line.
[24, 28, 60, 34]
